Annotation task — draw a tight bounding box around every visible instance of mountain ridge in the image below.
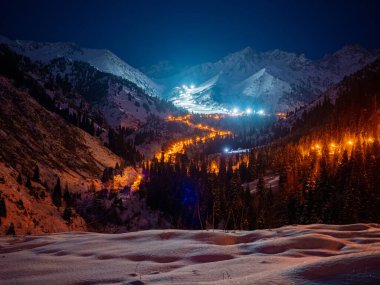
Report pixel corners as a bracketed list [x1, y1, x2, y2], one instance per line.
[0, 35, 162, 98]
[164, 44, 380, 113]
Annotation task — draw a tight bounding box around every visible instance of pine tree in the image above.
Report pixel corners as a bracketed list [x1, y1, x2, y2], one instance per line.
[256, 175, 266, 228]
[229, 171, 242, 230]
[63, 207, 72, 222]
[25, 176, 32, 190]
[32, 165, 40, 182]
[52, 177, 62, 207]
[247, 150, 256, 181]
[6, 223, 15, 236]
[16, 173, 22, 185]
[63, 183, 71, 206]
[0, 196, 6, 217]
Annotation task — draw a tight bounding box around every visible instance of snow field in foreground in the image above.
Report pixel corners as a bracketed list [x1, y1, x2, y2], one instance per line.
[0, 223, 379, 284]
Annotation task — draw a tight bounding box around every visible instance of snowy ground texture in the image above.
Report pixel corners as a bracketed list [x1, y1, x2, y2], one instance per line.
[0, 224, 379, 285]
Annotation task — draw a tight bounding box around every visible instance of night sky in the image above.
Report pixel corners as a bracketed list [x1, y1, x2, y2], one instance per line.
[1, 0, 380, 69]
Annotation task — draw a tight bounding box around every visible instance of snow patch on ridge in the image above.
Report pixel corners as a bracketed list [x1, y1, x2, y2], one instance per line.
[0, 35, 161, 97]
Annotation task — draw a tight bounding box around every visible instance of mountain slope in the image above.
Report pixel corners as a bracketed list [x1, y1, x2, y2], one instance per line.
[0, 76, 122, 235]
[282, 58, 380, 136]
[0, 35, 162, 97]
[165, 45, 380, 113]
[43, 57, 176, 129]
[0, 43, 176, 131]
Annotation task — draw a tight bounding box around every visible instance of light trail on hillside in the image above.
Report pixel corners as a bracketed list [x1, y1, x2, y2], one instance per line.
[155, 114, 232, 162]
[120, 114, 233, 192]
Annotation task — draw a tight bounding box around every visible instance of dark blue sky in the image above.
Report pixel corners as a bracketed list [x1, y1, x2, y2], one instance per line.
[1, 0, 379, 69]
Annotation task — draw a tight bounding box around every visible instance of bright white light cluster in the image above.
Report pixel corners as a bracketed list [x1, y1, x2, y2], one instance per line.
[257, 109, 265, 115]
[179, 84, 196, 91]
[229, 107, 265, 116]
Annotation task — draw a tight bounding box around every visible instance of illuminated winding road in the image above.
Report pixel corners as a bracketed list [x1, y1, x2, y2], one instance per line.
[155, 114, 232, 162]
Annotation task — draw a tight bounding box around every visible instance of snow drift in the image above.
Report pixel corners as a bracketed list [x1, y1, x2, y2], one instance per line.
[0, 224, 379, 284]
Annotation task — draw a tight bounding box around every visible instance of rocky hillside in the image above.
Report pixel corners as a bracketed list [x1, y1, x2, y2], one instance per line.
[0, 76, 122, 235]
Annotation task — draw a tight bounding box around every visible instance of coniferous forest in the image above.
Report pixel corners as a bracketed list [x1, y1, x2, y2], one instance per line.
[138, 60, 380, 230]
[1, 2, 380, 284]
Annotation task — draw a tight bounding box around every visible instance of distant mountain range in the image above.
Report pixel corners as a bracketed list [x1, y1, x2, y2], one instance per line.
[161, 45, 380, 113]
[1, 35, 379, 115]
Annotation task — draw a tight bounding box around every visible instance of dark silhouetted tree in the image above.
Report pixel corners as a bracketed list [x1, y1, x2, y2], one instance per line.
[52, 177, 62, 207]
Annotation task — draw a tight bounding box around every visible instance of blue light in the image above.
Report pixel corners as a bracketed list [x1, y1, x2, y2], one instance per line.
[182, 182, 196, 206]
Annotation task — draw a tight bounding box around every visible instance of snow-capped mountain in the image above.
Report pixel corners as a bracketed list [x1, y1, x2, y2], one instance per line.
[0, 39, 176, 130]
[0, 35, 161, 97]
[165, 45, 380, 113]
[43, 57, 174, 129]
[286, 57, 380, 126]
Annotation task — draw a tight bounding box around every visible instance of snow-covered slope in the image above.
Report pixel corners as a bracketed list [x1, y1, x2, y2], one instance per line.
[285, 57, 380, 126]
[0, 224, 379, 284]
[0, 35, 161, 97]
[166, 45, 380, 113]
[169, 74, 229, 113]
[44, 57, 173, 128]
[0, 43, 175, 129]
[233, 68, 293, 110]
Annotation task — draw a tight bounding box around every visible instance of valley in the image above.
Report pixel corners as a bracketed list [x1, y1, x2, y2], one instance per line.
[0, 31, 379, 284]
[0, 36, 380, 235]
[1, 1, 380, 284]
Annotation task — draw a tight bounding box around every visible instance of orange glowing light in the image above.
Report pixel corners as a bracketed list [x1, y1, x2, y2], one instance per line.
[159, 114, 231, 162]
[131, 174, 142, 191]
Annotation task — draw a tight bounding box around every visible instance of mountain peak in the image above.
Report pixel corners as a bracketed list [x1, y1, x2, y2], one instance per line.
[240, 46, 254, 54]
[333, 44, 368, 56]
[236, 46, 255, 57]
[0, 34, 11, 44]
[225, 46, 255, 61]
